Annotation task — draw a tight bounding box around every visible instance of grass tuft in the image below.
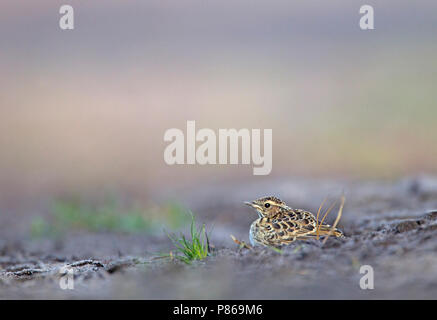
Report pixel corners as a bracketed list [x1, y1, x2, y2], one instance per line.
[322, 195, 345, 245]
[166, 213, 210, 264]
[268, 246, 283, 254]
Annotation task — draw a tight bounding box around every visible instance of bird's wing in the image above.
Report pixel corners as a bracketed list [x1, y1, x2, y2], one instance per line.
[256, 210, 318, 245]
[277, 209, 318, 238]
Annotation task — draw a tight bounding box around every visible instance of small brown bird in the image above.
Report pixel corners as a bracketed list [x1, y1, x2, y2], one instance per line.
[245, 196, 344, 247]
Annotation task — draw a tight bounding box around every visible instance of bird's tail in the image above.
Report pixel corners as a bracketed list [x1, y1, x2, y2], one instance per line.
[316, 224, 344, 238]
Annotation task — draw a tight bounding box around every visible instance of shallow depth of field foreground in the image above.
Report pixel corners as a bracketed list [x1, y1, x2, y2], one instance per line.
[1, 177, 437, 299]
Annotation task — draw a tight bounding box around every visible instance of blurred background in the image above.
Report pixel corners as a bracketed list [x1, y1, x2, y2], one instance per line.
[0, 0, 436, 239]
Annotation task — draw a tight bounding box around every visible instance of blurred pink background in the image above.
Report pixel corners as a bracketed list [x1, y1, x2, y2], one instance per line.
[1, 0, 436, 199]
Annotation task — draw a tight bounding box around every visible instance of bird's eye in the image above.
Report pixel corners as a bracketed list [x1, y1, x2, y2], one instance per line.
[264, 203, 270, 208]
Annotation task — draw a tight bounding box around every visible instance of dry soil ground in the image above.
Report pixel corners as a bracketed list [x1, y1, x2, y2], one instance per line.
[1, 176, 437, 299]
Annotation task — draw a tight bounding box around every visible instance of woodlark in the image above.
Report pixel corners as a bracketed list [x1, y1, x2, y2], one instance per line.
[245, 196, 344, 247]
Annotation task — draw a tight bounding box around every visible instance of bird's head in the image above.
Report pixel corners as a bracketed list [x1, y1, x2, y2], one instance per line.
[244, 196, 288, 218]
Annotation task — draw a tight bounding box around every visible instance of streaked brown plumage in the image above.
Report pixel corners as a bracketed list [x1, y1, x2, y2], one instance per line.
[245, 196, 343, 247]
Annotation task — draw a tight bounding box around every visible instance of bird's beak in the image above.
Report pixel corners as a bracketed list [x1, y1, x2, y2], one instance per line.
[244, 201, 261, 210]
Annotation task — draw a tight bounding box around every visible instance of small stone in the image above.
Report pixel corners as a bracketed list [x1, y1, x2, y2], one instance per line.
[395, 220, 420, 233]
